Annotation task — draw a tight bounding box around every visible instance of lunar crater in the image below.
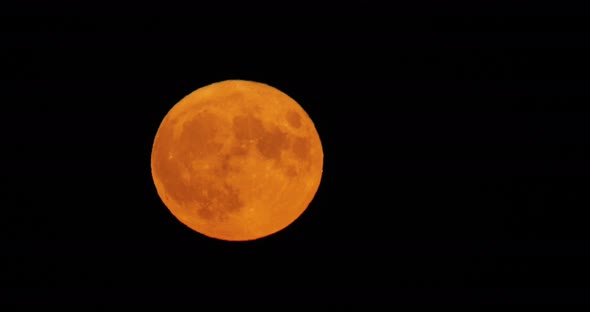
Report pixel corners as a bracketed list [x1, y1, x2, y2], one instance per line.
[286, 110, 302, 128]
[292, 136, 312, 163]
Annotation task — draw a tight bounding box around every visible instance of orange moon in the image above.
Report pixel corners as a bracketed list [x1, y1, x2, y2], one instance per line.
[150, 80, 323, 241]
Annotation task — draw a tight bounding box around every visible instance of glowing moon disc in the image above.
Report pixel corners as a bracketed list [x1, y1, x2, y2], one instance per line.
[150, 80, 323, 241]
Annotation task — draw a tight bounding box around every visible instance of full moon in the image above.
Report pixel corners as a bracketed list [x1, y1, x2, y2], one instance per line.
[150, 80, 323, 241]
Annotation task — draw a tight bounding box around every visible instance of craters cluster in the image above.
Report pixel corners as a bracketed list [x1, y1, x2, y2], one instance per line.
[231, 111, 313, 177]
[177, 111, 224, 158]
[193, 181, 243, 222]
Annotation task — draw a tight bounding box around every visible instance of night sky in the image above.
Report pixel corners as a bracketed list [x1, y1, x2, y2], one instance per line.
[3, 5, 590, 304]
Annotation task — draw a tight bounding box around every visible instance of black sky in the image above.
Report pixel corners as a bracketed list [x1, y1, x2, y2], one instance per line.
[3, 5, 590, 304]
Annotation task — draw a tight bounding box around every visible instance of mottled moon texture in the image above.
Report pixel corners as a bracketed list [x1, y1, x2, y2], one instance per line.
[151, 80, 323, 241]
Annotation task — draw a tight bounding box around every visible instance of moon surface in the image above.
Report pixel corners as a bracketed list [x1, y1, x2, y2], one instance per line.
[150, 80, 323, 241]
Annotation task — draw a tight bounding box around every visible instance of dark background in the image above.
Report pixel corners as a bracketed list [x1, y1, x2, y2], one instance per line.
[2, 3, 590, 303]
